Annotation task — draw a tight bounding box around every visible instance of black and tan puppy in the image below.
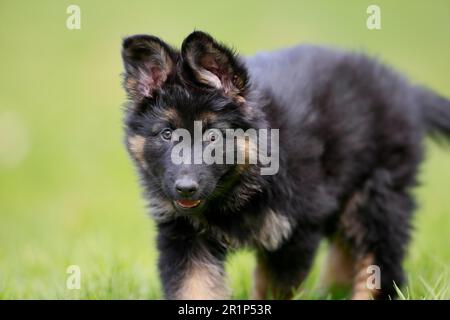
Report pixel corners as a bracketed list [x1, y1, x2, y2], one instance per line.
[121, 31, 450, 300]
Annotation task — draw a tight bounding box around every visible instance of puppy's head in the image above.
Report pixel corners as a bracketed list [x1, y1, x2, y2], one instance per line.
[122, 31, 258, 216]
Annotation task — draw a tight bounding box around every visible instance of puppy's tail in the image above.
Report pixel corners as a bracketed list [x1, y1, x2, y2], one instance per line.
[418, 87, 450, 144]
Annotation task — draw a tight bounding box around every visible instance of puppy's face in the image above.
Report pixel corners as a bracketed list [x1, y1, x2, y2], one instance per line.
[122, 32, 253, 215]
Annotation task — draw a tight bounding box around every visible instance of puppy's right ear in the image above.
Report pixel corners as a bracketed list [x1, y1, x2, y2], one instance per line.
[121, 35, 177, 102]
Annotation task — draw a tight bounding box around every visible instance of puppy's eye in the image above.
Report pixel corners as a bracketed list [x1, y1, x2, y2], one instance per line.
[206, 129, 220, 142]
[160, 128, 172, 140]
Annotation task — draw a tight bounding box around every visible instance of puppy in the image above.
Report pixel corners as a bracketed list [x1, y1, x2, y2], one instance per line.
[121, 31, 450, 299]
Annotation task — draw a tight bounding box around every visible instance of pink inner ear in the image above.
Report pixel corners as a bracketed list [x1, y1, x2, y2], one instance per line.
[201, 55, 221, 79]
[138, 64, 167, 97]
[150, 66, 165, 87]
[199, 54, 237, 93]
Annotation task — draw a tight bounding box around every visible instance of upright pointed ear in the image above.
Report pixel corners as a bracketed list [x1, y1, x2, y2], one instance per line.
[121, 35, 177, 102]
[181, 31, 248, 100]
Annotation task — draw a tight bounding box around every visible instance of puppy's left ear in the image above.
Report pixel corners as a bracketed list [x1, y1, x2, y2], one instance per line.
[181, 31, 248, 99]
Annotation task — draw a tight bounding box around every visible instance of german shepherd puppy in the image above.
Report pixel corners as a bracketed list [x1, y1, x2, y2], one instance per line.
[121, 31, 450, 300]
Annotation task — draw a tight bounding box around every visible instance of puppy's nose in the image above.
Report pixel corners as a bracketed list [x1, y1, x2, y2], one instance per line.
[175, 178, 199, 198]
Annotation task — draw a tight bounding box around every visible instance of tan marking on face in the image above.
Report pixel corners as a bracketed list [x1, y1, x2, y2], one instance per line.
[351, 254, 378, 300]
[161, 108, 180, 126]
[319, 238, 355, 291]
[200, 111, 218, 125]
[128, 135, 147, 169]
[235, 135, 258, 172]
[244, 137, 258, 165]
[176, 252, 230, 300]
[234, 95, 246, 105]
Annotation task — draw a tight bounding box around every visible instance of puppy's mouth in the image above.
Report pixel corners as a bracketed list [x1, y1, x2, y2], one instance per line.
[174, 199, 202, 209]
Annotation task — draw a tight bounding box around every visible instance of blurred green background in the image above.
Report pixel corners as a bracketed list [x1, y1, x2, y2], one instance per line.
[0, 0, 449, 299]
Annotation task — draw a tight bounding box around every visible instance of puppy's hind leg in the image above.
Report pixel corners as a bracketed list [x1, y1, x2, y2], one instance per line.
[337, 170, 415, 300]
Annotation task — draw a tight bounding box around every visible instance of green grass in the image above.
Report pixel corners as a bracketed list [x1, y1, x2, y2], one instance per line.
[0, 0, 449, 299]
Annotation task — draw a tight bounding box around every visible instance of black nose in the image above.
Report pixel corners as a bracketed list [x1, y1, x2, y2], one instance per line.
[175, 179, 199, 197]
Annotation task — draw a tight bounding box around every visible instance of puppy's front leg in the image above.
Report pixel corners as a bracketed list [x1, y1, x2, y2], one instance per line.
[157, 222, 230, 300]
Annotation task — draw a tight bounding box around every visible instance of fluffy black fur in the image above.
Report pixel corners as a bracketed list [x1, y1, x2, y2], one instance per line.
[121, 31, 450, 300]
